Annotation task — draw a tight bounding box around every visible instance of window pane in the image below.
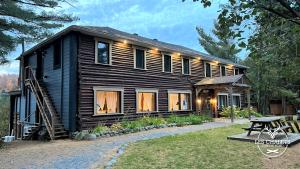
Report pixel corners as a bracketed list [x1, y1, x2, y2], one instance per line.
[206, 63, 211, 77]
[54, 41, 61, 68]
[169, 93, 180, 111]
[97, 42, 109, 64]
[138, 92, 156, 112]
[234, 68, 239, 75]
[180, 93, 190, 110]
[221, 66, 226, 76]
[96, 91, 120, 114]
[169, 93, 190, 111]
[218, 95, 227, 109]
[233, 96, 240, 107]
[183, 58, 190, 74]
[164, 55, 171, 72]
[136, 49, 145, 69]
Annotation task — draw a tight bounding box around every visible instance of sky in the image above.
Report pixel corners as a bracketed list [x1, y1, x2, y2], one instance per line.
[0, 0, 229, 75]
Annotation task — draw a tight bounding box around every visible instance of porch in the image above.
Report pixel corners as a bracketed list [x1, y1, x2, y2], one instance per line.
[195, 74, 251, 118]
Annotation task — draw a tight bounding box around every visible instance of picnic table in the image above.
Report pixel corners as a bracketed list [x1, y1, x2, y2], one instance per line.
[244, 117, 290, 136]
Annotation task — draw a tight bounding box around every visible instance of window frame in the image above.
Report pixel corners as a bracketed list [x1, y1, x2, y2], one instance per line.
[204, 62, 212, 77]
[95, 38, 113, 65]
[162, 53, 173, 73]
[234, 68, 239, 75]
[220, 65, 227, 77]
[232, 93, 242, 108]
[135, 88, 159, 113]
[181, 57, 191, 75]
[167, 90, 192, 112]
[217, 93, 228, 109]
[93, 86, 124, 116]
[133, 46, 147, 70]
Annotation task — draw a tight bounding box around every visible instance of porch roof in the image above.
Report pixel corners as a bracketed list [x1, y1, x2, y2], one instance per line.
[195, 74, 250, 87]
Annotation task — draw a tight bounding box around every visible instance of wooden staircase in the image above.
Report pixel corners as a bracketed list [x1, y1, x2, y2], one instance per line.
[24, 66, 68, 140]
[22, 124, 40, 140]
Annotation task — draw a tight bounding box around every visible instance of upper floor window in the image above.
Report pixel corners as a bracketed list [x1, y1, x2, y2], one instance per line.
[205, 62, 211, 77]
[53, 41, 61, 69]
[220, 65, 226, 76]
[182, 58, 190, 75]
[162, 54, 172, 73]
[234, 68, 239, 75]
[96, 41, 111, 65]
[134, 48, 146, 69]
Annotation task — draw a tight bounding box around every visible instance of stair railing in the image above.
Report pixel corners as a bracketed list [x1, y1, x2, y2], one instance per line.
[24, 66, 55, 140]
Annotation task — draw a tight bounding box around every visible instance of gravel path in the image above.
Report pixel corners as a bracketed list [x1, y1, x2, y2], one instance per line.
[0, 119, 248, 169]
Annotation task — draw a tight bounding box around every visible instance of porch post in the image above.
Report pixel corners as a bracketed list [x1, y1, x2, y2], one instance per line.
[246, 89, 251, 109]
[195, 87, 199, 114]
[228, 87, 234, 123]
[246, 88, 251, 119]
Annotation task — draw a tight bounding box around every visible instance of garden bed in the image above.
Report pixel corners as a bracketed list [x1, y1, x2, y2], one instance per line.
[73, 115, 212, 140]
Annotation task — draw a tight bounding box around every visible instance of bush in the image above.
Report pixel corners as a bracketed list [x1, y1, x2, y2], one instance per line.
[220, 106, 262, 118]
[111, 123, 123, 131]
[92, 125, 109, 134]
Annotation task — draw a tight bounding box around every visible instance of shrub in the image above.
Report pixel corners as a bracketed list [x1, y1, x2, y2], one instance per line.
[220, 106, 262, 118]
[111, 123, 123, 131]
[92, 125, 109, 134]
[239, 107, 262, 118]
[138, 116, 166, 126]
[121, 120, 143, 130]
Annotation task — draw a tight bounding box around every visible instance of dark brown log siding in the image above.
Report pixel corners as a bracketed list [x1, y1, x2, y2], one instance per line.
[77, 34, 240, 129]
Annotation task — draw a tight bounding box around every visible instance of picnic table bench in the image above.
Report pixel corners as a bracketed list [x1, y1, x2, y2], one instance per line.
[244, 117, 290, 136]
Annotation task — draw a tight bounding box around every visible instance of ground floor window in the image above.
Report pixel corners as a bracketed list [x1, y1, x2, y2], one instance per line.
[217, 94, 228, 109]
[232, 95, 241, 107]
[136, 89, 158, 112]
[94, 87, 123, 115]
[168, 91, 191, 111]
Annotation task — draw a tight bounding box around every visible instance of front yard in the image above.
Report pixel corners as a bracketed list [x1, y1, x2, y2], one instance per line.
[113, 125, 300, 169]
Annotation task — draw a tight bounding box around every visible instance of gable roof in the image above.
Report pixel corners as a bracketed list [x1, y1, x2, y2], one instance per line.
[195, 74, 250, 87]
[18, 25, 248, 68]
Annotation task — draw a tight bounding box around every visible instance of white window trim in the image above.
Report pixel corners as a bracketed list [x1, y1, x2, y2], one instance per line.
[135, 88, 159, 113]
[204, 61, 212, 77]
[94, 38, 113, 65]
[162, 53, 173, 73]
[181, 57, 191, 75]
[217, 93, 228, 109]
[133, 46, 147, 70]
[93, 86, 124, 115]
[219, 65, 227, 77]
[234, 68, 239, 75]
[167, 90, 192, 111]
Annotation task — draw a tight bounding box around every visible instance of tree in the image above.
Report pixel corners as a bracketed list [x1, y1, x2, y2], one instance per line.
[0, 0, 78, 64]
[196, 21, 241, 62]
[187, 0, 300, 114]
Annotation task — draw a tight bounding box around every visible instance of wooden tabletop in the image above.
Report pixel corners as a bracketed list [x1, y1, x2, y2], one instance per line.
[250, 117, 282, 123]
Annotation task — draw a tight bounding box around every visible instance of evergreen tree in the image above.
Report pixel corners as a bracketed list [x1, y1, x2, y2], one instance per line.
[196, 21, 241, 62]
[0, 0, 78, 64]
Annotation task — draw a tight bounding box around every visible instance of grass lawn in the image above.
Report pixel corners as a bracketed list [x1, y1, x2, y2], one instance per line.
[113, 125, 263, 169]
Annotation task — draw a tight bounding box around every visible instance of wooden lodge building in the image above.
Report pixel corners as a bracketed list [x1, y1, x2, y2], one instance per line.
[9, 26, 250, 140]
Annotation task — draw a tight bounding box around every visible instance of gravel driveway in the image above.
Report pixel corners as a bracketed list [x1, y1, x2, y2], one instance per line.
[0, 119, 248, 169]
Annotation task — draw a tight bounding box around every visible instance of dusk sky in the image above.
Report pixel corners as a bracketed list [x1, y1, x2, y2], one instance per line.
[0, 0, 231, 74]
